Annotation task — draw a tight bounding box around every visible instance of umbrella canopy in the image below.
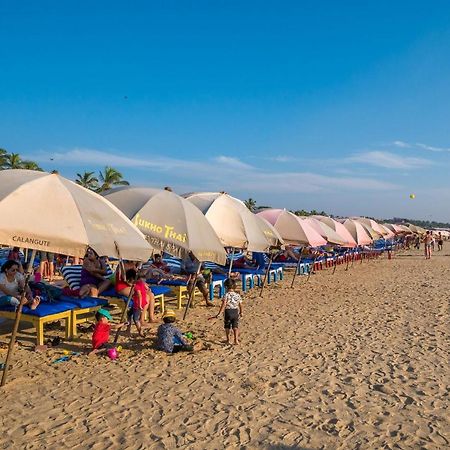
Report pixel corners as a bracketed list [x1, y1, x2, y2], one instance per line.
[183, 192, 272, 251]
[396, 224, 413, 233]
[0, 170, 153, 260]
[103, 187, 227, 265]
[256, 209, 326, 247]
[378, 224, 395, 239]
[254, 215, 284, 247]
[300, 216, 348, 246]
[408, 224, 427, 234]
[342, 219, 373, 246]
[312, 215, 357, 247]
[384, 223, 405, 234]
[354, 217, 388, 237]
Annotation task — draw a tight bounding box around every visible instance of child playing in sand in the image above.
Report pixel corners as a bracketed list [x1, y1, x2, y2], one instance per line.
[89, 309, 126, 356]
[214, 278, 243, 345]
[156, 310, 193, 353]
[125, 268, 151, 336]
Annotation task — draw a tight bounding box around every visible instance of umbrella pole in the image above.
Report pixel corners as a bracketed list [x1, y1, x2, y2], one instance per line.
[332, 251, 338, 275]
[1, 249, 36, 387]
[112, 243, 135, 345]
[182, 265, 202, 320]
[228, 248, 235, 278]
[345, 250, 350, 271]
[259, 253, 273, 297]
[307, 256, 316, 282]
[113, 277, 136, 345]
[290, 253, 303, 288]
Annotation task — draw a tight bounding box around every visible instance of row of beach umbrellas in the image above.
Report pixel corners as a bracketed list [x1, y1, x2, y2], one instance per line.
[0, 169, 432, 386]
[0, 170, 428, 266]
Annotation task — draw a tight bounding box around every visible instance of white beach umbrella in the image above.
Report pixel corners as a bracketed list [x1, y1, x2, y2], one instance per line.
[354, 217, 388, 238]
[312, 215, 357, 248]
[183, 192, 272, 251]
[103, 186, 227, 265]
[342, 219, 373, 246]
[0, 170, 153, 260]
[254, 215, 284, 247]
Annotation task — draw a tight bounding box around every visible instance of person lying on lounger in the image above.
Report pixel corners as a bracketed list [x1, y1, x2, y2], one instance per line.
[0, 260, 40, 310]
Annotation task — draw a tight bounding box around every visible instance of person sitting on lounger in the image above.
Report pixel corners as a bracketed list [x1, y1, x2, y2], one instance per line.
[275, 248, 301, 262]
[181, 251, 214, 307]
[0, 260, 40, 310]
[79, 248, 112, 298]
[115, 261, 157, 322]
[144, 254, 176, 282]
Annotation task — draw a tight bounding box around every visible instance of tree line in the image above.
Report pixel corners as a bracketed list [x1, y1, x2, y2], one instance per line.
[243, 197, 328, 216]
[0, 148, 129, 193]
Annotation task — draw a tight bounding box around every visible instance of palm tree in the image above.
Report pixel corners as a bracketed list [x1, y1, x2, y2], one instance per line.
[2, 153, 23, 169]
[244, 197, 257, 212]
[75, 171, 99, 191]
[0, 148, 7, 169]
[21, 160, 43, 171]
[97, 166, 129, 192]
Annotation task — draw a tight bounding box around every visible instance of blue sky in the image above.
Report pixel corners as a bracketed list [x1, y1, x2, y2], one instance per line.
[2, 1, 450, 221]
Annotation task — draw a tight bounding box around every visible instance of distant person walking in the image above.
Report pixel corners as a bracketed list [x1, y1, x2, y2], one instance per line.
[422, 231, 433, 260]
[413, 235, 420, 250]
[438, 232, 444, 251]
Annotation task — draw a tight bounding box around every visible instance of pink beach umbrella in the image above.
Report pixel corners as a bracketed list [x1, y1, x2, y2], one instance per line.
[256, 209, 326, 247]
[312, 215, 357, 248]
[342, 219, 373, 246]
[300, 216, 348, 247]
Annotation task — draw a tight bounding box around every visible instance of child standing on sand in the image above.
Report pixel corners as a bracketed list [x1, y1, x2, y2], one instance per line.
[125, 268, 150, 336]
[214, 278, 243, 345]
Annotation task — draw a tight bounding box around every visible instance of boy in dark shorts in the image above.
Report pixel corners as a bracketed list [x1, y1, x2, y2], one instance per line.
[215, 279, 243, 345]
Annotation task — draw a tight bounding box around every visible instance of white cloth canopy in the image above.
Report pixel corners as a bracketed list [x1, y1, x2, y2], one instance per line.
[103, 186, 227, 264]
[183, 192, 272, 251]
[0, 170, 153, 260]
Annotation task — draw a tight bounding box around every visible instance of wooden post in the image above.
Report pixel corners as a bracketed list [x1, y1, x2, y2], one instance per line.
[183, 264, 202, 320]
[112, 242, 134, 344]
[306, 256, 317, 282]
[290, 254, 303, 288]
[227, 248, 235, 277]
[1, 249, 36, 387]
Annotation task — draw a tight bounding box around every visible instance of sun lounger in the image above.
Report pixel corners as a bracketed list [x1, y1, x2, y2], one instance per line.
[0, 301, 76, 346]
[61, 265, 169, 312]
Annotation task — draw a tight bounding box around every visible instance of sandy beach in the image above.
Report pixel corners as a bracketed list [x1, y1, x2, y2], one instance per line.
[0, 247, 448, 449]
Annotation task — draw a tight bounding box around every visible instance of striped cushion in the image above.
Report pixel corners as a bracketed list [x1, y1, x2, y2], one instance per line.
[227, 251, 244, 262]
[61, 265, 83, 290]
[61, 265, 114, 290]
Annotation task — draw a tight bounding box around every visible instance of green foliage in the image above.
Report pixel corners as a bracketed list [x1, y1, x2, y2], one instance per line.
[292, 209, 329, 217]
[97, 166, 130, 192]
[386, 217, 450, 229]
[243, 197, 257, 212]
[75, 171, 99, 191]
[0, 149, 42, 171]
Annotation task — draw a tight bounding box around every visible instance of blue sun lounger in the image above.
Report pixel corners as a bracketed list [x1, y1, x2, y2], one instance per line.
[0, 301, 77, 346]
